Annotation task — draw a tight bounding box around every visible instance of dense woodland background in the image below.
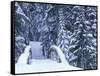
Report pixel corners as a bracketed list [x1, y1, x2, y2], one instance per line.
[15, 2, 97, 70]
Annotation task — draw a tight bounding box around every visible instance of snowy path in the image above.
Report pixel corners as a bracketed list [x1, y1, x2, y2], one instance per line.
[16, 41, 82, 74]
[30, 41, 45, 59]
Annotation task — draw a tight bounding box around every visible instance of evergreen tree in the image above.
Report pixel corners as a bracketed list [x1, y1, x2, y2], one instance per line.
[41, 6, 58, 57]
[68, 6, 97, 69]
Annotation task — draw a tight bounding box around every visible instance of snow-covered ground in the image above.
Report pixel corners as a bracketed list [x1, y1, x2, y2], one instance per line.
[16, 59, 81, 74]
[15, 41, 82, 74]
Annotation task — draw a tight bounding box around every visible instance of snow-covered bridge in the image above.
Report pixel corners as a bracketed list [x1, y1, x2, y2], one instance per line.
[16, 42, 82, 74]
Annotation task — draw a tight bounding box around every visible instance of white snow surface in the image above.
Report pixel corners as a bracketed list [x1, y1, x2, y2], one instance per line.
[15, 42, 82, 74]
[15, 36, 25, 41]
[16, 59, 81, 74]
[50, 45, 69, 64]
[16, 45, 31, 65]
[87, 33, 93, 37]
[84, 21, 91, 25]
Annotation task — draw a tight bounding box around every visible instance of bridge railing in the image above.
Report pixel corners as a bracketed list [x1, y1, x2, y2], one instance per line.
[48, 45, 69, 64]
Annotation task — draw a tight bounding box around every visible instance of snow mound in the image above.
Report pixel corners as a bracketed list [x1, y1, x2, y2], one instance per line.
[50, 45, 69, 64]
[16, 45, 31, 65]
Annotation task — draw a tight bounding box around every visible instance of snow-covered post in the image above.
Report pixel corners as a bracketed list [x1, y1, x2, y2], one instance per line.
[17, 45, 31, 65]
[49, 45, 69, 65]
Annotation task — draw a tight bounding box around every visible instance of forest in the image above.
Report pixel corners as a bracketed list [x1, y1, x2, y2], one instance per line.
[15, 2, 97, 70]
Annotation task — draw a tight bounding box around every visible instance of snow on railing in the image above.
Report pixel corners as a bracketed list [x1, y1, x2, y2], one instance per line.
[17, 45, 31, 65]
[49, 45, 69, 65]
